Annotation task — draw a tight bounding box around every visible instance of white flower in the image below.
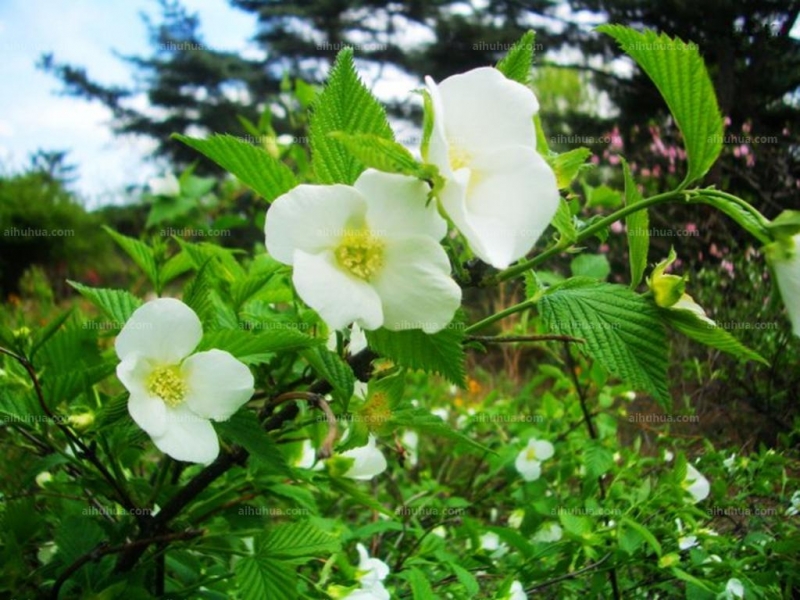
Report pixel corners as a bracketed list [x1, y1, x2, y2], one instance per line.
[265, 169, 461, 333]
[723, 578, 745, 599]
[515, 438, 554, 481]
[767, 233, 800, 337]
[341, 435, 388, 480]
[723, 453, 736, 473]
[508, 508, 525, 529]
[664, 450, 674, 463]
[479, 532, 508, 557]
[341, 586, 390, 600]
[115, 298, 254, 464]
[431, 525, 447, 539]
[682, 464, 710, 503]
[327, 323, 368, 355]
[431, 407, 450, 422]
[505, 580, 528, 600]
[401, 430, 419, 467]
[148, 172, 180, 197]
[424, 67, 559, 268]
[295, 439, 320, 470]
[532, 522, 563, 543]
[786, 490, 800, 516]
[675, 518, 698, 551]
[355, 543, 390, 589]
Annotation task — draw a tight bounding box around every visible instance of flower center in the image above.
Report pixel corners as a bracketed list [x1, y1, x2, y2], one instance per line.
[335, 229, 385, 281]
[448, 144, 472, 171]
[526, 448, 538, 461]
[147, 366, 187, 407]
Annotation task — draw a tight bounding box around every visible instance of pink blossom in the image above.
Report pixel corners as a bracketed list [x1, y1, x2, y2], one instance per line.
[610, 221, 624, 234]
[685, 223, 698, 233]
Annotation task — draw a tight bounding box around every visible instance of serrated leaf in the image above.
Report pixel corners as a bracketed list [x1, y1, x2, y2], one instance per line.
[329, 132, 437, 182]
[262, 521, 340, 559]
[449, 562, 479, 596]
[329, 477, 394, 517]
[214, 411, 289, 476]
[102, 226, 159, 289]
[235, 554, 297, 600]
[538, 278, 670, 404]
[496, 30, 536, 84]
[174, 134, 296, 203]
[44, 362, 116, 404]
[551, 147, 592, 190]
[30, 309, 73, 359]
[570, 254, 610, 281]
[177, 239, 245, 282]
[405, 567, 439, 599]
[309, 48, 394, 184]
[365, 317, 466, 387]
[389, 407, 490, 455]
[68, 281, 142, 328]
[692, 193, 770, 244]
[598, 25, 723, 185]
[301, 347, 356, 406]
[159, 251, 194, 286]
[622, 158, 649, 287]
[661, 307, 768, 365]
[551, 198, 578, 245]
[583, 441, 615, 478]
[620, 517, 662, 556]
[198, 329, 319, 364]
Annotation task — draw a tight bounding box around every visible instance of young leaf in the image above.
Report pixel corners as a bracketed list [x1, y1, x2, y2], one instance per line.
[173, 133, 296, 203]
[598, 25, 724, 185]
[365, 318, 466, 387]
[570, 254, 611, 281]
[309, 48, 394, 184]
[692, 193, 771, 244]
[262, 521, 340, 560]
[102, 226, 159, 289]
[550, 147, 592, 190]
[621, 158, 649, 287]
[496, 30, 536, 84]
[551, 198, 578, 245]
[328, 132, 439, 182]
[301, 346, 356, 406]
[538, 278, 670, 404]
[68, 281, 142, 327]
[660, 307, 768, 365]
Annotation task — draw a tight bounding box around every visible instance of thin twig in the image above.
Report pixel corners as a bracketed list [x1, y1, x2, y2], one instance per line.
[0, 346, 142, 522]
[50, 528, 204, 599]
[525, 552, 612, 593]
[467, 334, 585, 344]
[270, 391, 339, 458]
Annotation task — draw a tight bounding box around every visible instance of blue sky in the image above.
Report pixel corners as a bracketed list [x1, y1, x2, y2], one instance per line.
[0, 0, 258, 207]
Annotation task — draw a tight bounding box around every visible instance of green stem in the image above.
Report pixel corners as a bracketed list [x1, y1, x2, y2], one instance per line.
[463, 298, 537, 334]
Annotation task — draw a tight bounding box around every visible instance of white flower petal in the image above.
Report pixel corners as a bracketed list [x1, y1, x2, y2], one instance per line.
[265, 184, 366, 264]
[295, 439, 318, 469]
[431, 67, 539, 154]
[372, 237, 461, 333]
[342, 584, 390, 600]
[355, 169, 447, 241]
[514, 452, 542, 482]
[115, 298, 202, 364]
[356, 543, 390, 585]
[342, 435, 387, 480]
[182, 349, 254, 421]
[349, 323, 368, 355]
[725, 578, 745, 599]
[509, 580, 528, 600]
[117, 354, 168, 437]
[771, 234, 800, 337]
[292, 249, 384, 331]
[532, 522, 563, 543]
[151, 405, 219, 464]
[531, 439, 554, 461]
[445, 146, 559, 268]
[684, 464, 710, 503]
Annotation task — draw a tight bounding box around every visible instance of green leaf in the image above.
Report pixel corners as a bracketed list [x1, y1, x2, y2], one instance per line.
[198, 329, 320, 364]
[102, 226, 159, 289]
[619, 518, 662, 557]
[301, 347, 356, 406]
[365, 317, 466, 387]
[449, 562, 479, 596]
[44, 362, 116, 404]
[550, 147, 592, 190]
[173, 134, 296, 203]
[570, 254, 610, 281]
[660, 307, 768, 365]
[496, 30, 536, 84]
[30, 309, 73, 359]
[622, 158, 649, 287]
[329, 477, 394, 517]
[214, 411, 289, 476]
[404, 567, 439, 599]
[583, 441, 615, 478]
[159, 251, 194, 286]
[538, 278, 670, 404]
[235, 554, 297, 600]
[598, 25, 723, 185]
[389, 406, 490, 455]
[309, 48, 394, 184]
[692, 193, 770, 244]
[262, 521, 340, 560]
[329, 132, 439, 183]
[68, 281, 142, 328]
[551, 198, 578, 245]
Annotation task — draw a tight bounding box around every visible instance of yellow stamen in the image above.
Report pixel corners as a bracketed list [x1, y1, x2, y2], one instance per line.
[147, 366, 187, 407]
[335, 229, 385, 281]
[448, 145, 472, 171]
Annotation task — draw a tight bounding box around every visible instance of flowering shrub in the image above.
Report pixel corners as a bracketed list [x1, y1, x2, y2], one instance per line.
[0, 27, 798, 599]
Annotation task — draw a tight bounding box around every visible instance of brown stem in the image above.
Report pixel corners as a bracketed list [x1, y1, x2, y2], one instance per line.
[50, 528, 203, 599]
[467, 334, 584, 344]
[270, 391, 339, 458]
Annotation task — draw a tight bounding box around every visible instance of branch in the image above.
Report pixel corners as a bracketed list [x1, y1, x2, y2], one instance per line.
[467, 334, 584, 344]
[0, 347, 142, 523]
[269, 391, 338, 458]
[525, 552, 612, 594]
[50, 528, 204, 599]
